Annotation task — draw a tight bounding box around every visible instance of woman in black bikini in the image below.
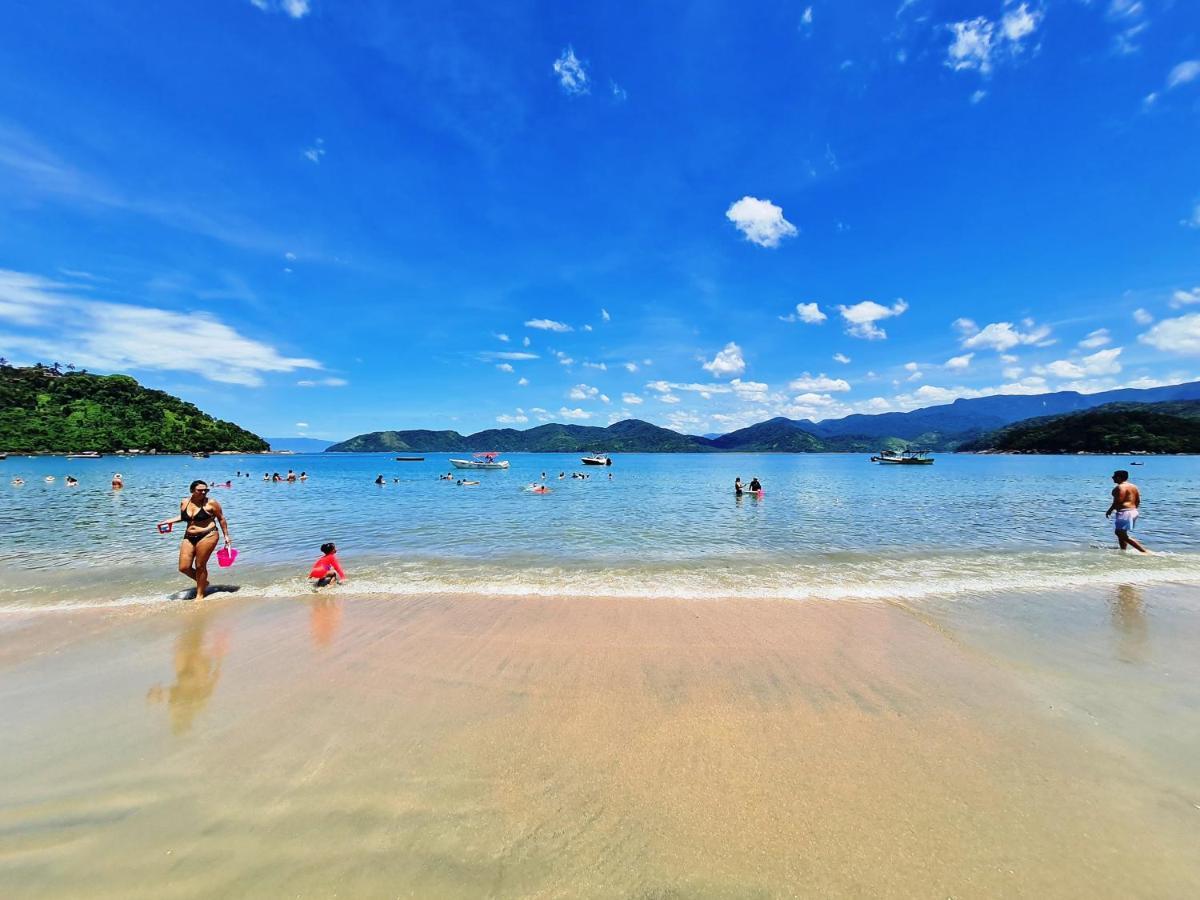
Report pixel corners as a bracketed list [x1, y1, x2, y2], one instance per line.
[158, 480, 232, 601]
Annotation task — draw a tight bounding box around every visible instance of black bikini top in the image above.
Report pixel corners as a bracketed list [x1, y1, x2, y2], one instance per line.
[181, 501, 216, 525]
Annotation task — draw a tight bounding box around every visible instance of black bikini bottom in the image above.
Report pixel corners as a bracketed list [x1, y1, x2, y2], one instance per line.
[183, 527, 217, 544]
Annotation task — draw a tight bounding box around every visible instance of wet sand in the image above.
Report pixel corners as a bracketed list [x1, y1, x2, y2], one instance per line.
[2, 589, 1199, 898]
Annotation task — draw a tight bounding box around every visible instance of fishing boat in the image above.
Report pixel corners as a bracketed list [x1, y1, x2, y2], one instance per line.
[395, 456, 425, 462]
[871, 449, 934, 465]
[65, 451, 103, 460]
[449, 451, 510, 470]
[581, 453, 612, 466]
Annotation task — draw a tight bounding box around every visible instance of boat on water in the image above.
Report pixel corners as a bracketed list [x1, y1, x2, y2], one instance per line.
[449, 451, 510, 470]
[192, 451, 210, 458]
[871, 449, 934, 465]
[581, 453, 612, 466]
[65, 451, 103, 460]
[395, 456, 425, 462]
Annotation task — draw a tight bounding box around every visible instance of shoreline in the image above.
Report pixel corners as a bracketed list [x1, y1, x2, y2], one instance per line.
[3, 587, 1198, 897]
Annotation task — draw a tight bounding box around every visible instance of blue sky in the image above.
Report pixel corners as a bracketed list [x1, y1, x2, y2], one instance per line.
[1, 0, 1198, 439]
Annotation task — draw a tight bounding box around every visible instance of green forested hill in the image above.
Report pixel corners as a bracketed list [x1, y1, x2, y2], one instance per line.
[0, 364, 269, 453]
[326, 419, 714, 453]
[961, 401, 1200, 454]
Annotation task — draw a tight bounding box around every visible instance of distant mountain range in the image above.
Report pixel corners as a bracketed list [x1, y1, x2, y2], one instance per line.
[963, 400, 1200, 454]
[327, 379, 1200, 454]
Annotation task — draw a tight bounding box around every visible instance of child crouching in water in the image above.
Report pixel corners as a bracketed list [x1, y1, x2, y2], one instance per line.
[309, 542, 347, 589]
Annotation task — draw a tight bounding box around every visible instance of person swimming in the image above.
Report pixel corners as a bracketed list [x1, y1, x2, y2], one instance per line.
[65, 476, 78, 486]
[11, 477, 24, 485]
[309, 542, 347, 588]
[374, 474, 385, 485]
[299, 471, 308, 481]
[112, 473, 124, 489]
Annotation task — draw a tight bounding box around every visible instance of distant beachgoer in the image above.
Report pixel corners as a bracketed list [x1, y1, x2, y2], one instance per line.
[608, 472, 612, 480]
[310, 542, 347, 588]
[286, 469, 296, 482]
[559, 472, 565, 479]
[541, 471, 546, 481]
[735, 477, 744, 497]
[749, 477, 762, 493]
[1106, 470, 1148, 553]
[66, 476, 78, 486]
[263, 473, 270, 481]
[375, 474, 385, 485]
[44, 475, 55, 482]
[158, 480, 232, 601]
[272, 472, 283, 483]
[299, 472, 308, 482]
[11, 477, 24, 485]
[112, 473, 124, 489]
[236, 470, 241, 477]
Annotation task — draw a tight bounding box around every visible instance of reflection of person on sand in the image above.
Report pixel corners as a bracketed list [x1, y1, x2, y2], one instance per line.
[310, 542, 347, 588]
[1110, 584, 1148, 663]
[1105, 470, 1148, 553]
[310, 597, 343, 648]
[146, 610, 229, 735]
[157, 480, 232, 601]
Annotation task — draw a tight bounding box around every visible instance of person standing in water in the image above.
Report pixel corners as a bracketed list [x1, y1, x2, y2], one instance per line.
[158, 480, 232, 600]
[734, 476, 744, 497]
[1106, 469, 1148, 553]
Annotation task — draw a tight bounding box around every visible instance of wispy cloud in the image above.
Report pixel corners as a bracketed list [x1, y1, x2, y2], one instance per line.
[553, 46, 589, 95]
[725, 196, 798, 248]
[525, 318, 572, 332]
[303, 138, 326, 163]
[480, 351, 538, 361]
[945, 3, 1041, 76]
[250, 0, 310, 19]
[297, 377, 348, 387]
[0, 269, 321, 386]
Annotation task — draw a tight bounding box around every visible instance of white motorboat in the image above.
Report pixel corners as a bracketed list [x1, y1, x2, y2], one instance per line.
[581, 453, 612, 466]
[449, 451, 510, 470]
[65, 451, 103, 460]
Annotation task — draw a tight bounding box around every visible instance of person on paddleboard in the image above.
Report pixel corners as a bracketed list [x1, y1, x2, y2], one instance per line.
[158, 480, 232, 601]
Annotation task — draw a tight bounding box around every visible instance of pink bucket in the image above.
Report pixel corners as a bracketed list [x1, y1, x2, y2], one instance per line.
[216, 547, 238, 568]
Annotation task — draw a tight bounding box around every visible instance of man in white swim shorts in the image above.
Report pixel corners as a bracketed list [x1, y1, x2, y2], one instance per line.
[1105, 469, 1148, 553]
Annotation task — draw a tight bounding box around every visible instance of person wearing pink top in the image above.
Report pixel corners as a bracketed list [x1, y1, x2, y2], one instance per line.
[309, 542, 348, 588]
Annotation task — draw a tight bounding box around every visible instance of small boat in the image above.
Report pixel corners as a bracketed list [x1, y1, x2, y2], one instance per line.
[65, 451, 103, 460]
[581, 453, 612, 466]
[395, 456, 425, 462]
[0, 452, 7, 461]
[871, 449, 934, 465]
[449, 451, 510, 470]
[192, 451, 210, 458]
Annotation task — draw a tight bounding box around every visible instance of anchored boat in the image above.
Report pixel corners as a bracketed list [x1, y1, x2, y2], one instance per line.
[65, 451, 103, 460]
[449, 451, 510, 470]
[581, 453, 612, 466]
[871, 449, 934, 465]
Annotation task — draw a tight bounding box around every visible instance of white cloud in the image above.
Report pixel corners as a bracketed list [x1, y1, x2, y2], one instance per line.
[303, 138, 325, 163]
[621, 392, 643, 405]
[251, 0, 310, 18]
[779, 301, 826, 324]
[553, 47, 589, 95]
[1139, 314, 1200, 354]
[555, 351, 574, 366]
[582, 324, 593, 332]
[1167, 60, 1200, 90]
[1036, 347, 1123, 379]
[645, 380, 672, 393]
[481, 351, 538, 361]
[582, 361, 607, 371]
[837, 298, 908, 340]
[610, 81, 627, 102]
[1170, 287, 1200, 308]
[295, 421, 309, 428]
[568, 383, 600, 400]
[944, 352, 974, 370]
[970, 89, 988, 104]
[1078, 328, 1111, 349]
[960, 320, 1052, 351]
[725, 196, 798, 248]
[525, 318, 572, 332]
[296, 377, 348, 388]
[496, 410, 529, 425]
[701, 342, 746, 377]
[623, 361, 638, 373]
[659, 394, 681, 404]
[523, 336, 531, 347]
[1182, 202, 1200, 230]
[558, 406, 593, 420]
[496, 332, 510, 342]
[495, 363, 514, 373]
[599, 393, 610, 404]
[788, 372, 851, 392]
[0, 269, 322, 387]
[1133, 308, 1154, 325]
[833, 352, 851, 364]
[730, 378, 771, 403]
[517, 377, 529, 386]
[601, 308, 611, 322]
[945, 4, 1041, 76]
[953, 317, 977, 335]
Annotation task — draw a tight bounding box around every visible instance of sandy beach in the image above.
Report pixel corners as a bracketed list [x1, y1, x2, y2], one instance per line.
[2, 588, 1199, 898]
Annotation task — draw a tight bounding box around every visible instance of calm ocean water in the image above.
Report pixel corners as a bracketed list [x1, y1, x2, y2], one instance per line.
[2, 451, 1199, 611]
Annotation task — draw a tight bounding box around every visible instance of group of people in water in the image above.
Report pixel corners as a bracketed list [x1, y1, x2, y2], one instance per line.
[138, 466, 1150, 600]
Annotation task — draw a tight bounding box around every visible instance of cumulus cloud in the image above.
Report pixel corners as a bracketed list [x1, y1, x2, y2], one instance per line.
[1036, 348, 1123, 379]
[517, 377, 529, 386]
[659, 394, 681, 404]
[525, 318, 572, 332]
[960, 319, 1052, 351]
[701, 342, 746, 377]
[568, 383, 600, 400]
[0, 269, 321, 387]
[1078, 328, 1111, 349]
[553, 47, 589, 95]
[1139, 314, 1200, 354]
[725, 196, 798, 248]
[788, 372, 851, 392]
[944, 352, 974, 370]
[833, 352, 851, 364]
[558, 406, 593, 420]
[837, 298, 908, 340]
[1170, 287, 1200, 308]
[1133, 308, 1154, 325]
[496, 363, 514, 373]
[621, 392, 643, 405]
[555, 351, 574, 366]
[622, 361, 639, 373]
[496, 409, 529, 425]
[779, 302, 826, 324]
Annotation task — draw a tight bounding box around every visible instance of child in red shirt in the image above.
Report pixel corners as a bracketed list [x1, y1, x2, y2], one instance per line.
[309, 542, 347, 589]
